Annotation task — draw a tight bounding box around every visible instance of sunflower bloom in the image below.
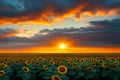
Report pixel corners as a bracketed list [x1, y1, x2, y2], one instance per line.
[50, 61, 55, 65]
[23, 67, 30, 72]
[0, 63, 7, 68]
[25, 61, 31, 65]
[57, 65, 68, 74]
[51, 75, 62, 80]
[87, 67, 92, 72]
[114, 61, 119, 65]
[0, 70, 5, 76]
[35, 61, 40, 66]
[43, 65, 48, 70]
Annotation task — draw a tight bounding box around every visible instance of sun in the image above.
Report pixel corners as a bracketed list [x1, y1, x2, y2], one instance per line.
[59, 43, 67, 49]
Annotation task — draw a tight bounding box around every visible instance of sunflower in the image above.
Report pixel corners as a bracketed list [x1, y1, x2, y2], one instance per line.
[80, 59, 85, 62]
[91, 62, 96, 66]
[87, 67, 92, 72]
[110, 65, 117, 69]
[114, 61, 119, 65]
[57, 65, 68, 74]
[0, 70, 5, 76]
[73, 62, 78, 67]
[50, 61, 55, 65]
[60, 62, 64, 65]
[51, 75, 62, 80]
[101, 62, 106, 67]
[67, 62, 71, 66]
[23, 67, 30, 72]
[56, 61, 60, 65]
[0, 63, 7, 68]
[96, 57, 99, 60]
[7, 62, 11, 65]
[25, 60, 31, 65]
[35, 61, 40, 66]
[43, 65, 48, 70]
[99, 60, 104, 64]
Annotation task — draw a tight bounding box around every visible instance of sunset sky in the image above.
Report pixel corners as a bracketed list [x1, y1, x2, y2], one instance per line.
[0, 0, 120, 53]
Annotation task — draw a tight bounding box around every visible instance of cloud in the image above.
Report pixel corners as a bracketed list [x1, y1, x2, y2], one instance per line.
[0, 0, 120, 25]
[0, 28, 19, 38]
[0, 18, 119, 49]
[89, 18, 120, 28]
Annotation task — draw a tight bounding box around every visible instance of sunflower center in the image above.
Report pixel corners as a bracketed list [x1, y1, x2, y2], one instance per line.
[59, 67, 65, 72]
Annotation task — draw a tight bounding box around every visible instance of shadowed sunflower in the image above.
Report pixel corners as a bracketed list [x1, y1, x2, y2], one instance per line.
[110, 65, 117, 69]
[0, 70, 5, 76]
[87, 67, 92, 72]
[43, 65, 48, 70]
[57, 65, 68, 74]
[60, 62, 64, 65]
[50, 61, 55, 65]
[91, 62, 96, 66]
[67, 62, 72, 66]
[23, 67, 30, 72]
[15, 60, 19, 64]
[114, 61, 119, 65]
[0, 63, 7, 68]
[51, 75, 62, 80]
[25, 60, 31, 65]
[35, 61, 40, 66]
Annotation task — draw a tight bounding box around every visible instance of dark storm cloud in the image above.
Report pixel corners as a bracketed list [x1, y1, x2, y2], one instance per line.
[0, 18, 120, 48]
[0, 0, 120, 25]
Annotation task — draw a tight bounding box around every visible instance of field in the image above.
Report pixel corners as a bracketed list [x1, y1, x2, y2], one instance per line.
[0, 53, 120, 80]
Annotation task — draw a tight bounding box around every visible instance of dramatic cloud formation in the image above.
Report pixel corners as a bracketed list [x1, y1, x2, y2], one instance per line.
[0, 0, 120, 25]
[0, 18, 119, 49]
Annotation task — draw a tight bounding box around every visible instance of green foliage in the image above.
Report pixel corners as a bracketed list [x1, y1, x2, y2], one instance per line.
[0, 55, 120, 80]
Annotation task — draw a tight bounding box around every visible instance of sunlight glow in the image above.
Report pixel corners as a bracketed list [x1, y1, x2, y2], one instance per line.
[59, 43, 67, 49]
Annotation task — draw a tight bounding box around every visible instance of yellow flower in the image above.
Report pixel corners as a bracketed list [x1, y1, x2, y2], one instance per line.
[51, 75, 62, 80]
[72, 62, 78, 67]
[87, 67, 92, 72]
[111, 65, 117, 69]
[99, 60, 104, 64]
[114, 61, 119, 65]
[15, 60, 19, 64]
[67, 62, 71, 65]
[23, 67, 30, 72]
[80, 59, 85, 62]
[91, 63, 96, 66]
[56, 61, 60, 65]
[60, 62, 64, 65]
[43, 65, 48, 70]
[57, 65, 68, 74]
[35, 61, 40, 66]
[25, 60, 31, 65]
[0, 63, 7, 68]
[50, 61, 55, 65]
[0, 70, 5, 76]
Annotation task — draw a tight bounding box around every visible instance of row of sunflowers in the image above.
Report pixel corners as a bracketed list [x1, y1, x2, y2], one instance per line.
[0, 55, 120, 80]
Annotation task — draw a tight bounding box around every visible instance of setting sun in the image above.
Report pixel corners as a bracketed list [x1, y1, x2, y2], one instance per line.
[59, 43, 67, 49]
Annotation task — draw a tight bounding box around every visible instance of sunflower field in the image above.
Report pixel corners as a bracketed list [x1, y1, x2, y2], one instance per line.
[0, 55, 120, 80]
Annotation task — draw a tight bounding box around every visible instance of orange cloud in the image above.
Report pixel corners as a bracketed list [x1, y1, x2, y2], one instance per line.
[0, 28, 19, 38]
[0, 32, 16, 38]
[0, 1, 119, 25]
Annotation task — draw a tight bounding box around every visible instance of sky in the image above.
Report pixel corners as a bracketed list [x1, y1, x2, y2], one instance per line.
[0, 0, 120, 53]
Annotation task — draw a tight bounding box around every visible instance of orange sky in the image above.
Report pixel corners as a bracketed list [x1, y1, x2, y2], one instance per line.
[0, 47, 120, 53]
[0, 0, 120, 53]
